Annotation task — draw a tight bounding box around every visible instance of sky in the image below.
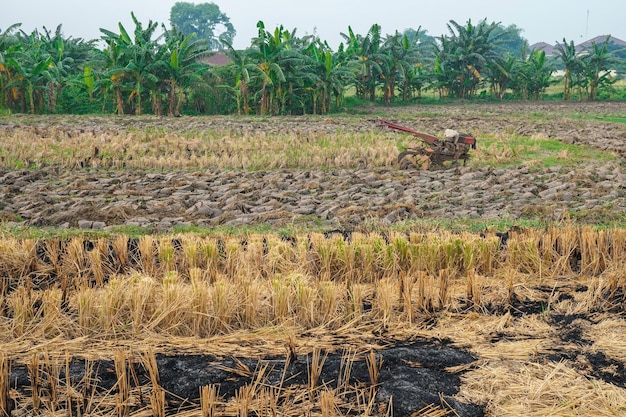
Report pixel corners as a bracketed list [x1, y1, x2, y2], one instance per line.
[2, 0, 625, 50]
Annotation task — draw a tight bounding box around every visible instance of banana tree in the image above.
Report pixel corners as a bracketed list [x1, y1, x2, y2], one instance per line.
[303, 41, 349, 113]
[222, 39, 260, 115]
[554, 39, 582, 100]
[125, 13, 161, 115]
[341, 24, 385, 101]
[381, 30, 423, 104]
[98, 24, 132, 114]
[4, 29, 56, 113]
[40, 25, 86, 113]
[249, 21, 287, 115]
[6, 49, 52, 113]
[435, 19, 503, 98]
[515, 49, 553, 100]
[162, 26, 209, 116]
[0, 24, 21, 110]
[488, 54, 517, 99]
[583, 36, 620, 100]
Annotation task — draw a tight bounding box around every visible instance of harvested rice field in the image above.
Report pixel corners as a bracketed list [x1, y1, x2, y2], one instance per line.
[0, 102, 626, 416]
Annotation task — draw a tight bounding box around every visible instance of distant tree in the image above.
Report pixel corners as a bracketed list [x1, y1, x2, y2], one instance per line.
[169, 2, 235, 51]
[492, 24, 527, 57]
[402, 28, 435, 46]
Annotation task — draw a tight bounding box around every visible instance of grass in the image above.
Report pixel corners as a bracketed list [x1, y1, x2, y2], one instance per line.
[472, 132, 618, 169]
[565, 113, 626, 124]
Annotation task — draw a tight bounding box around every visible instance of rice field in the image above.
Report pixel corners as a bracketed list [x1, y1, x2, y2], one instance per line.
[1, 102, 626, 416]
[1, 225, 626, 416]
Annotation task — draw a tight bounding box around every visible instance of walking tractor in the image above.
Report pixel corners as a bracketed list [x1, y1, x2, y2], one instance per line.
[377, 118, 477, 169]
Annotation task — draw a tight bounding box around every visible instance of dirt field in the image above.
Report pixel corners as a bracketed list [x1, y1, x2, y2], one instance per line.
[0, 102, 626, 416]
[1, 101, 625, 231]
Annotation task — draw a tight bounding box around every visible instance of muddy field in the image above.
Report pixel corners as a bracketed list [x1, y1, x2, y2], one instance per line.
[1, 102, 626, 416]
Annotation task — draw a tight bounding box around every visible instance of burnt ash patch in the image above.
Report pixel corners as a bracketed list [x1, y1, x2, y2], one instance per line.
[550, 314, 594, 346]
[7, 339, 483, 417]
[585, 352, 626, 388]
[545, 350, 626, 389]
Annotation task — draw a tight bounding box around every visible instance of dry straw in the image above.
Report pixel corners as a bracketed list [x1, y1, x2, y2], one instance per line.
[1, 225, 626, 415]
[0, 355, 9, 417]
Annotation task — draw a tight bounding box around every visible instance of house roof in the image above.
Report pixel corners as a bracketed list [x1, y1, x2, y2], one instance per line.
[200, 52, 232, 66]
[578, 35, 626, 49]
[529, 41, 555, 55]
[530, 35, 626, 56]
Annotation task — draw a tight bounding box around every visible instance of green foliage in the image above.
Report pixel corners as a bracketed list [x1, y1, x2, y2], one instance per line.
[0, 15, 625, 116]
[433, 19, 506, 99]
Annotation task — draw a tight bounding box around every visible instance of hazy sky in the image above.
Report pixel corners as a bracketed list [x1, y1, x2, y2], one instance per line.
[2, 0, 624, 49]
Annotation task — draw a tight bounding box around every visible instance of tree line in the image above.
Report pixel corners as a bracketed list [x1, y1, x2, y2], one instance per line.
[0, 14, 624, 116]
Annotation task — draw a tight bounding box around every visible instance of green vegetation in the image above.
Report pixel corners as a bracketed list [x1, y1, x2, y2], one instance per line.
[473, 133, 618, 169]
[3, 213, 626, 241]
[1, 8, 624, 117]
